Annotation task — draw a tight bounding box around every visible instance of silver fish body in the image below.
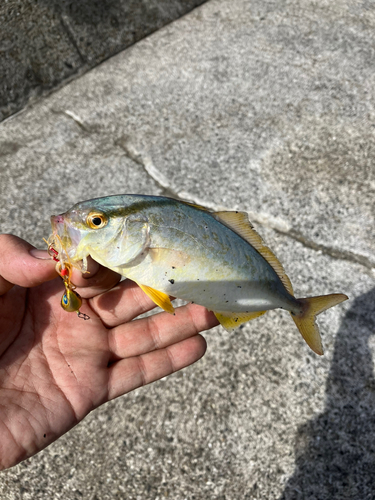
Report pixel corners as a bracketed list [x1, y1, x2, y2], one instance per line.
[50, 194, 348, 354]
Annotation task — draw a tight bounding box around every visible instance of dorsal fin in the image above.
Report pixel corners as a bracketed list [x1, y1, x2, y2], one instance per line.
[182, 200, 212, 212]
[213, 211, 294, 296]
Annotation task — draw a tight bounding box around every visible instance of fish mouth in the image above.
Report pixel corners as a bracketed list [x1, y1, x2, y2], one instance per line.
[50, 213, 83, 259]
[50, 214, 65, 227]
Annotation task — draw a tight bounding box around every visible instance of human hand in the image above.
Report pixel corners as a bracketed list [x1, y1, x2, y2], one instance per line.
[0, 234, 218, 470]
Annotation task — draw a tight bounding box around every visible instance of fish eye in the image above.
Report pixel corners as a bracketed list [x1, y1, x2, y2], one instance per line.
[86, 212, 108, 229]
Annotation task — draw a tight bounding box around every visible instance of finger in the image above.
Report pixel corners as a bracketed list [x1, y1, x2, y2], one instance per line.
[107, 334, 206, 400]
[0, 234, 57, 295]
[90, 279, 159, 327]
[108, 302, 218, 360]
[70, 257, 121, 299]
[0, 275, 13, 295]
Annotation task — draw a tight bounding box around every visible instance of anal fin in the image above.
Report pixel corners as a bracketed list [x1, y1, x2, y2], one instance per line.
[214, 310, 266, 331]
[138, 284, 175, 314]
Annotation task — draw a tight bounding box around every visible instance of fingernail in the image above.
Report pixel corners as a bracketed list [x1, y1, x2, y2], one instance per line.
[29, 248, 52, 260]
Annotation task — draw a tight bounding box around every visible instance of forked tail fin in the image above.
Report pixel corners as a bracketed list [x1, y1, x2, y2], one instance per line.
[291, 294, 348, 355]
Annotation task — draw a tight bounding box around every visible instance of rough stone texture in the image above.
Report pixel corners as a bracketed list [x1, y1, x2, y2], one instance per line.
[0, 0, 374, 498]
[0, 0, 208, 122]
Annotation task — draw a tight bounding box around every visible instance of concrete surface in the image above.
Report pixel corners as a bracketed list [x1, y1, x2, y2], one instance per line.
[0, 0, 374, 498]
[0, 0, 207, 122]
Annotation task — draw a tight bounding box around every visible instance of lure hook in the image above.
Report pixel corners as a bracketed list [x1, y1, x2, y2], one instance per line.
[45, 236, 90, 320]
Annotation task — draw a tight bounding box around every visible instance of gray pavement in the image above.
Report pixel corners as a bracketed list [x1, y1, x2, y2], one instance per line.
[0, 0, 374, 498]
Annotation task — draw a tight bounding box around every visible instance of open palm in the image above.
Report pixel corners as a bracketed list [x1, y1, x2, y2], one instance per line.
[0, 235, 217, 470]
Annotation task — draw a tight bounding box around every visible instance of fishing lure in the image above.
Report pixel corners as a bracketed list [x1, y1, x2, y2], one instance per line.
[45, 235, 90, 320]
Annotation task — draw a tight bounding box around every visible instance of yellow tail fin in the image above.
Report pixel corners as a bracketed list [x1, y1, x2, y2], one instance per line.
[291, 293, 348, 355]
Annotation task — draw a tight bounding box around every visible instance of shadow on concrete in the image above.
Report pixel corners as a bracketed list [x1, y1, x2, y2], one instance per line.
[280, 287, 375, 500]
[38, 0, 185, 27]
[40, 0, 128, 25]
[0, 0, 207, 122]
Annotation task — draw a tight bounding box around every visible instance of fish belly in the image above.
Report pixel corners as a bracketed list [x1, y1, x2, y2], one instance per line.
[120, 248, 296, 314]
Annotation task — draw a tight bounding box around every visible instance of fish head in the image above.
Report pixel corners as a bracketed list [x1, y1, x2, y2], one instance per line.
[50, 195, 150, 269]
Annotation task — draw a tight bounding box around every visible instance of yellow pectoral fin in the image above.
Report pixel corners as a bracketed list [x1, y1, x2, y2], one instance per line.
[138, 284, 175, 314]
[214, 310, 266, 331]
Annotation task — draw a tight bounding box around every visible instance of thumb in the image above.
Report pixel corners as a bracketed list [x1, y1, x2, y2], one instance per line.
[0, 234, 57, 295]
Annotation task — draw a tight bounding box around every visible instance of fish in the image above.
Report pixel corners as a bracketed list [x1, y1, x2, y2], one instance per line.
[50, 194, 348, 355]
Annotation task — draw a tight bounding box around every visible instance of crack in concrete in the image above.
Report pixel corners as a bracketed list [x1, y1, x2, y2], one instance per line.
[60, 15, 86, 64]
[117, 137, 374, 271]
[115, 135, 180, 199]
[283, 229, 374, 271]
[62, 110, 91, 132]
[50, 108, 92, 133]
